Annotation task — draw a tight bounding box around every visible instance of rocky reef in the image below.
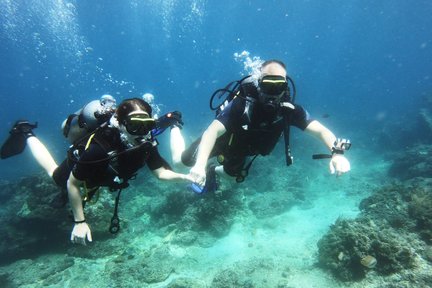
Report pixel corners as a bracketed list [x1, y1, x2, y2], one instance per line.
[418, 93, 432, 135]
[388, 144, 432, 180]
[2, 139, 431, 287]
[210, 257, 291, 288]
[0, 173, 70, 265]
[0, 169, 248, 260]
[0, 172, 136, 265]
[0, 155, 311, 287]
[7, 158, 307, 286]
[378, 93, 432, 152]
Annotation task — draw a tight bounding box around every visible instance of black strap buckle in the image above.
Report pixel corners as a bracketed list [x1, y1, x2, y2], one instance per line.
[236, 155, 258, 183]
[108, 188, 123, 234]
[109, 215, 120, 234]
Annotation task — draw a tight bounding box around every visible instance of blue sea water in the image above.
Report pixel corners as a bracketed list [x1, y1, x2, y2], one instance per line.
[0, 1, 432, 286]
[1, 0, 431, 179]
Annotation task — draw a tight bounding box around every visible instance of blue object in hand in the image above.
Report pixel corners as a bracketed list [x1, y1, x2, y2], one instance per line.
[189, 182, 205, 194]
[187, 166, 218, 194]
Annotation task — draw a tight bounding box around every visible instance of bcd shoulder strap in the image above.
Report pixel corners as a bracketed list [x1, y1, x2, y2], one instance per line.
[63, 113, 78, 138]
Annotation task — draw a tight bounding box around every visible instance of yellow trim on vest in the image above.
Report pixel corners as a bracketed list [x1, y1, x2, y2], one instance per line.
[85, 133, 96, 150]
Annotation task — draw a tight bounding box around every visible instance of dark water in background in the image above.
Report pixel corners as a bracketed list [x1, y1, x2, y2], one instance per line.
[0, 0, 431, 180]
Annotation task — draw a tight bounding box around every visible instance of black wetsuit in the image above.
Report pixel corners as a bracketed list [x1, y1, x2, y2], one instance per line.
[52, 126, 169, 190]
[182, 83, 313, 177]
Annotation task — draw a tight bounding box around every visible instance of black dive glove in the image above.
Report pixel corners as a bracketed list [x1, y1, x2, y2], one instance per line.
[152, 111, 184, 137]
[157, 111, 183, 129]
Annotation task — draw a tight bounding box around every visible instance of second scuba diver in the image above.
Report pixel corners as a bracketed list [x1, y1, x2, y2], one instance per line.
[1, 97, 193, 245]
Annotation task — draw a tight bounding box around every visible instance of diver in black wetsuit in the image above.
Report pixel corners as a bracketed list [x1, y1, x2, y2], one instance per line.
[171, 60, 351, 192]
[1, 98, 192, 245]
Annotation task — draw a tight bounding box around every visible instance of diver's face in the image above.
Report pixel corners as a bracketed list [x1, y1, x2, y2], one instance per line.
[122, 110, 155, 136]
[119, 110, 155, 145]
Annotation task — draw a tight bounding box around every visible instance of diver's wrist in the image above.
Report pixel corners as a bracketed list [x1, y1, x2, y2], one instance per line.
[331, 147, 344, 155]
[73, 219, 86, 224]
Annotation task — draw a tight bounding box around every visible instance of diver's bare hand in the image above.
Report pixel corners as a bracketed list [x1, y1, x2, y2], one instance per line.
[189, 165, 206, 186]
[70, 222, 92, 245]
[330, 154, 351, 176]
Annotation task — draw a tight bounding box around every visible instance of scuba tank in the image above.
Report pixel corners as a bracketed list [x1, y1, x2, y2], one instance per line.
[62, 95, 116, 143]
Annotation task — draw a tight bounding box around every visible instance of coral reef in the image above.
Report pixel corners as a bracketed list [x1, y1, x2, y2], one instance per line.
[317, 217, 417, 281]
[358, 185, 415, 230]
[2, 149, 430, 287]
[408, 189, 432, 244]
[149, 185, 244, 243]
[317, 184, 431, 283]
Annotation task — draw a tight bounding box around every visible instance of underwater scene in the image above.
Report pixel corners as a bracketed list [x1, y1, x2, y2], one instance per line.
[0, 0, 432, 287]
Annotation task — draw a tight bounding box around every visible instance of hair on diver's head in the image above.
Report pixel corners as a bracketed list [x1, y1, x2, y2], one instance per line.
[261, 59, 286, 70]
[116, 98, 152, 124]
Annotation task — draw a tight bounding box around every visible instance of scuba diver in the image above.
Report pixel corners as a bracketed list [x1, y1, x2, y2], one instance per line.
[171, 59, 351, 192]
[1, 97, 192, 245]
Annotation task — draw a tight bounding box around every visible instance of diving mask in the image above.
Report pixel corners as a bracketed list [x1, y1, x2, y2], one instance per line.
[123, 113, 156, 136]
[259, 75, 288, 96]
[258, 75, 288, 113]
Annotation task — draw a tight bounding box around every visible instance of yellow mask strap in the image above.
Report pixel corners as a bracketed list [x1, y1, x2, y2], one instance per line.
[261, 79, 287, 84]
